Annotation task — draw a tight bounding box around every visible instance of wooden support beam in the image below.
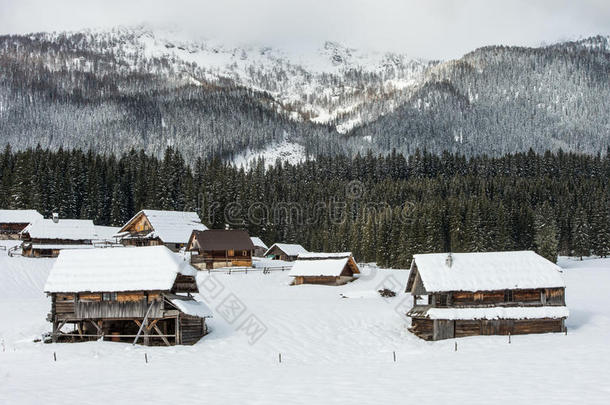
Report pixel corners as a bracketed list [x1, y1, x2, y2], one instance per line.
[152, 324, 171, 346]
[88, 320, 102, 336]
[146, 319, 159, 332]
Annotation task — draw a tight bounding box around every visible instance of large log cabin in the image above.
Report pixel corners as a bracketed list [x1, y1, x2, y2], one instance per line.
[115, 210, 208, 251]
[44, 246, 211, 345]
[288, 252, 360, 285]
[0, 209, 43, 239]
[20, 214, 97, 257]
[187, 229, 254, 270]
[405, 251, 568, 341]
[264, 243, 308, 261]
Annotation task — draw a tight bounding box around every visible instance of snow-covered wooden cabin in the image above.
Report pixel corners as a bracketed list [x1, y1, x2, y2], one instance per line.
[187, 229, 254, 270]
[44, 246, 211, 345]
[250, 236, 268, 257]
[115, 210, 208, 251]
[264, 243, 308, 261]
[405, 251, 568, 341]
[288, 252, 360, 285]
[20, 214, 97, 257]
[0, 209, 43, 239]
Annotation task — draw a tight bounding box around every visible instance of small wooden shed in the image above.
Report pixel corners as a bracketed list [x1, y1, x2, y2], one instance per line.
[20, 216, 97, 257]
[250, 237, 269, 257]
[405, 251, 568, 341]
[115, 210, 208, 251]
[44, 246, 211, 345]
[0, 209, 43, 239]
[288, 252, 360, 286]
[187, 229, 254, 270]
[264, 243, 308, 261]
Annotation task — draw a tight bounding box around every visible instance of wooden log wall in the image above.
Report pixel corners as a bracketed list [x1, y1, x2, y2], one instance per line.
[180, 314, 207, 345]
[410, 318, 433, 340]
[449, 288, 565, 307]
[427, 318, 565, 340]
[74, 300, 163, 319]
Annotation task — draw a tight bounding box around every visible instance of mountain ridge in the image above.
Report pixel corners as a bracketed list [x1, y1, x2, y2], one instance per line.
[0, 26, 608, 162]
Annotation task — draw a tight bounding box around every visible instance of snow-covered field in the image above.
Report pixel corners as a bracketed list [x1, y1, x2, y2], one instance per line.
[1, 239, 609, 404]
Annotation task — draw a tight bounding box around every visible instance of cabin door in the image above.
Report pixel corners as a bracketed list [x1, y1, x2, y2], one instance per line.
[433, 320, 455, 340]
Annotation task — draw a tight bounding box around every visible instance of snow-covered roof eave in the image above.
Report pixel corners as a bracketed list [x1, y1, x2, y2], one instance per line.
[44, 245, 196, 293]
[414, 251, 566, 293]
[423, 306, 570, 320]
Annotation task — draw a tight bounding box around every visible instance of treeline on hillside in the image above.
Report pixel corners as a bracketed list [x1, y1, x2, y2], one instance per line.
[1, 145, 609, 266]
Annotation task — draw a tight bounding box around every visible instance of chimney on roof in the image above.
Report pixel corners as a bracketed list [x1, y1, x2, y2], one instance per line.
[52, 213, 59, 223]
[445, 252, 453, 268]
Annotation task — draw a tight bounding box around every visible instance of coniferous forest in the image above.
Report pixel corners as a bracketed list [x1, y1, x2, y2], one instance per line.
[1, 145, 608, 266]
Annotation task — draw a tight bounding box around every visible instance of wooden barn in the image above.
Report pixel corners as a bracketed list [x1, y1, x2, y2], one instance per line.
[264, 243, 308, 261]
[20, 214, 97, 257]
[187, 229, 254, 270]
[288, 252, 360, 285]
[405, 251, 568, 341]
[44, 245, 211, 345]
[115, 210, 207, 251]
[0, 209, 43, 239]
[250, 236, 268, 257]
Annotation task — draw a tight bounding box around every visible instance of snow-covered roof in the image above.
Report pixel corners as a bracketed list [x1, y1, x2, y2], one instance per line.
[93, 226, 121, 242]
[298, 252, 352, 259]
[288, 257, 354, 277]
[411, 251, 565, 293]
[250, 236, 268, 250]
[22, 219, 97, 241]
[168, 296, 213, 318]
[119, 210, 208, 244]
[413, 306, 569, 320]
[0, 209, 43, 224]
[265, 243, 308, 256]
[31, 244, 94, 250]
[44, 246, 196, 293]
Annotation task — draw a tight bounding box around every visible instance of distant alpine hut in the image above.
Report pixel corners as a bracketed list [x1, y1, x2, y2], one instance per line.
[115, 210, 208, 251]
[288, 252, 360, 285]
[44, 246, 211, 345]
[405, 251, 568, 341]
[20, 214, 97, 257]
[187, 229, 255, 270]
[250, 236, 269, 257]
[264, 243, 308, 261]
[0, 209, 43, 239]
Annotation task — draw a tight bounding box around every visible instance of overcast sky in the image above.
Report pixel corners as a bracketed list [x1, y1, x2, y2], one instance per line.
[0, 0, 608, 59]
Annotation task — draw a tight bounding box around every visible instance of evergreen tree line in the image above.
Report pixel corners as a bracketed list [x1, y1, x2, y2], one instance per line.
[1, 145, 608, 266]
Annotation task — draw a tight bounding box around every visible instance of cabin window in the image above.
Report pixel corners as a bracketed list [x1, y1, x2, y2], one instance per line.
[102, 292, 117, 301]
[504, 290, 514, 302]
[436, 294, 448, 307]
[228, 249, 235, 256]
[242, 250, 248, 257]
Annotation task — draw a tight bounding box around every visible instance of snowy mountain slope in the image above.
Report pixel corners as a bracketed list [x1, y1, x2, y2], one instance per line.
[27, 24, 431, 133]
[1, 244, 610, 404]
[0, 26, 608, 160]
